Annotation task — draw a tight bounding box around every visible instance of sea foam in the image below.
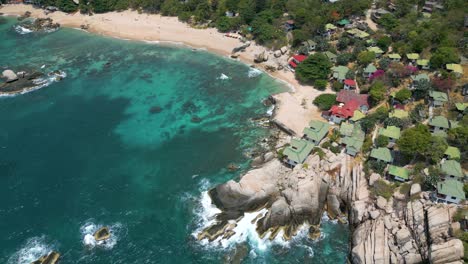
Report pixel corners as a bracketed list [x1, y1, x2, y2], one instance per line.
[247, 68, 262, 78]
[7, 236, 55, 264]
[192, 180, 311, 252]
[13, 25, 32, 35]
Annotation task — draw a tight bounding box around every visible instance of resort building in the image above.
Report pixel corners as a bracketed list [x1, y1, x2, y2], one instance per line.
[302, 120, 330, 145]
[350, 110, 365, 123]
[429, 116, 458, 137]
[346, 28, 370, 39]
[324, 23, 337, 37]
[406, 53, 420, 64]
[389, 109, 409, 119]
[378, 125, 401, 145]
[428, 91, 448, 107]
[337, 19, 350, 27]
[367, 46, 384, 57]
[331, 66, 349, 82]
[325, 51, 337, 63]
[326, 91, 369, 124]
[283, 138, 314, 167]
[435, 179, 465, 204]
[388, 165, 410, 182]
[370, 147, 393, 163]
[363, 64, 377, 78]
[302, 40, 316, 52]
[446, 64, 463, 77]
[455, 103, 467, 115]
[410, 74, 429, 89]
[440, 160, 464, 181]
[416, 59, 430, 70]
[444, 146, 461, 160]
[288, 55, 307, 70]
[343, 79, 357, 90]
[388, 53, 401, 62]
[340, 123, 365, 156]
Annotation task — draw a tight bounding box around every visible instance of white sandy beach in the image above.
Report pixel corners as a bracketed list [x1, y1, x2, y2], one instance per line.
[1, 4, 328, 134]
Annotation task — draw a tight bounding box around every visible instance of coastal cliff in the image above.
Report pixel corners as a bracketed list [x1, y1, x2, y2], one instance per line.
[199, 149, 465, 263]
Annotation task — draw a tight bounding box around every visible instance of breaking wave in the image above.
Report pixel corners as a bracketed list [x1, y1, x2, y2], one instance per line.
[7, 236, 56, 264]
[247, 68, 262, 78]
[13, 25, 33, 35]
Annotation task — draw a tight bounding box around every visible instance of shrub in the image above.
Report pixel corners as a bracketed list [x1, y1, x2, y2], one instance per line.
[394, 88, 412, 102]
[313, 94, 336, 110]
[332, 81, 344, 92]
[313, 147, 326, 160]
[368, 160, 387, 175]
[371, 179, 396, 199]
[314, 79, 328, 91]
[399, 183, 411, 195]
[375, 135, 389, 147]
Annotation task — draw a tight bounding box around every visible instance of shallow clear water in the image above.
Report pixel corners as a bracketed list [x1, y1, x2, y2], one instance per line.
[0, 16, 349, 263]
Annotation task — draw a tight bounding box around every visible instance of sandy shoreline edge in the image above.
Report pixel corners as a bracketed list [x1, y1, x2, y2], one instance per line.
[1, 4, 328, 134]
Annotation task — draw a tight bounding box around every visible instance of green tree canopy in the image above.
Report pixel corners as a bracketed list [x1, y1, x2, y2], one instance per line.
[313, 94, 336, 110]
[295, 53, 332, 83]
[430, 47, 460, 68]
[397, 124, 432, 157]
[394, 88, 412, 102]
[357, 51, 376, 65]
[369, 81, 386, 105]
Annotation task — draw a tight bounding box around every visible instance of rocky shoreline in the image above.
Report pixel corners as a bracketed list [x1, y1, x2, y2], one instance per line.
[1, 68, 65, 96]
[198, 133, 465, 263]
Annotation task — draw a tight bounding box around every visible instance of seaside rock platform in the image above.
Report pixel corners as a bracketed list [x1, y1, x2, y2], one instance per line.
[1, 69, 64, 95]
[17, 17, 60, 32]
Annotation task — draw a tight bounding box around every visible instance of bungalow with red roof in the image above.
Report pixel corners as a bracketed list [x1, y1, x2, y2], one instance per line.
[289, 55, 307, 71]
[344, 79, 357, 90]
[326, 90, 369, 123]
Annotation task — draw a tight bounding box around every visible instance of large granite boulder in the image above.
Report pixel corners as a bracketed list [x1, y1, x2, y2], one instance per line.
[429, 239, 464, 264]
[2, 70, 18, 83]
[31, 251, 60, 264]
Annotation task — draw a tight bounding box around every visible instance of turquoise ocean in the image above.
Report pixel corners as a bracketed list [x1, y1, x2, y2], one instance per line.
[0, 16, 349, 263]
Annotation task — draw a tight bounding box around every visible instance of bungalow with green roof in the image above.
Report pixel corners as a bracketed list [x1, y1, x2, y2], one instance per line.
[324, 23, 337, 37]
[370, 147, 393, 163]
[388, 165, 409, 182]
[378, 126, 401, 144]
[388, 53, 401, 62]
[444, 146, 460, 160]
[367, 47, 384, 58]
[340, 123, 365, 156]
[435, 179, 465, 204]
[346, 28, 369, 39]
[331, 66, 349, 82]
[325, 51, 337, 63]
[406, 53, 420, 63]
[283, 138, 315, 167]
[363, 64, 377, 78]
[339, 122, 354, 137]
[455, 103, 468, 113]
[440, 160, 463, 180]
[446, 64, 463, 77]
[416, 59, 430, 70]
[389, 109, 408, 119]
[302, 40, 317, 52]
[410, 74, 429, 89]
[428, 90, 448, 107]
[429, 116, 458, 137]
[303, 120, 330, 145]
[337, 19, 350, 27]
[350, 110, 365, 123]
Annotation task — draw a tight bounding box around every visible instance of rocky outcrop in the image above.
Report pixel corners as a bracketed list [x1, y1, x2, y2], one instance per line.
[94, 226, 111, 241]
[429, 239, 464, 264]
[202, 150, 364, 241]
[350, 181, 464, 264]
[18, 18, 60, 32]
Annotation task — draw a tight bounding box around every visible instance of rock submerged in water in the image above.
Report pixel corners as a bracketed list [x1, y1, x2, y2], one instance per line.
[149, 106, 162, 114]
[31, 251, 60, 264]
[93, 226, 111, 241]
